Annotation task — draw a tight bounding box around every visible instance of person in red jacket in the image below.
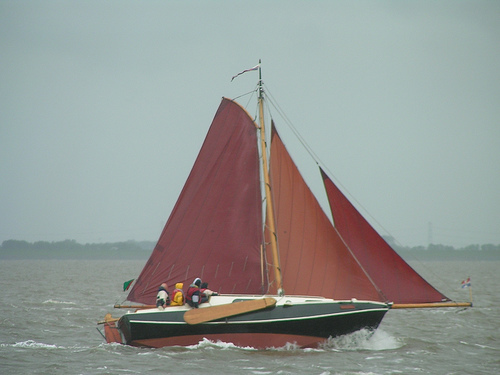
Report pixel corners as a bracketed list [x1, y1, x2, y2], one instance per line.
[185, 278, 201, 308]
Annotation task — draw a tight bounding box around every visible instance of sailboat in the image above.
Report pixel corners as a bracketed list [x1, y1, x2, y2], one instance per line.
[99, 63, 471, 349]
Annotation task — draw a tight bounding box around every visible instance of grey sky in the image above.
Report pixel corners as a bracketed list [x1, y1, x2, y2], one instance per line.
[1, 1, 499, 247]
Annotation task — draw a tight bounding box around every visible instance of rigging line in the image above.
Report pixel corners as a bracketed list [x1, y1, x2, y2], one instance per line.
[333, 224, 388, 302]
[264, 86, 323, 165]
[265, 84, 405, 250]
[264, 85, 455, 297]
[232, 85, 261, 126]
[233, 84, 260, 115]
[231, 86, 258, 102]
[245, 87, 259, 111]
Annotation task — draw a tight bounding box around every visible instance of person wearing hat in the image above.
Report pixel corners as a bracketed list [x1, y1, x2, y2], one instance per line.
[156, 283, 170, 310]
[185, 278, 202, 308]
[170, 282, 185, 306]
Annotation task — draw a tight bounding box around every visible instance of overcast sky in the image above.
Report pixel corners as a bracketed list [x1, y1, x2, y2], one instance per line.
[1, 1, 499, 248]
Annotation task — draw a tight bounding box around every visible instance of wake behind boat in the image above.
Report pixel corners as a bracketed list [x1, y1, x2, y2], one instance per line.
[99, 62, 470, 349]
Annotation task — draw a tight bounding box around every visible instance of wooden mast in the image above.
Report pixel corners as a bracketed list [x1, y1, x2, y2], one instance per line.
[257, 61, 283, 296]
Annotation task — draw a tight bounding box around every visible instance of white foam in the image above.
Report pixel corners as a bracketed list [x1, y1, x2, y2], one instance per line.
[171, 329, 402, 352]
[42, 299, 76, 305]
[11, 340, 60, 349]
[272, 341, 302, 351]
[321, 329, 403, 351]
[185, 337, 257, 351]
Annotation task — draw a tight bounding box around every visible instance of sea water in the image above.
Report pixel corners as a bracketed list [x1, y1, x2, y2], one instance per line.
[0, 258, 498, 374]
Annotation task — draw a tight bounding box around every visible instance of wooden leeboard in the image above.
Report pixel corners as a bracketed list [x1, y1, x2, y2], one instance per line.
[102, 314, 122, 344]
[183, 297, 276, 325]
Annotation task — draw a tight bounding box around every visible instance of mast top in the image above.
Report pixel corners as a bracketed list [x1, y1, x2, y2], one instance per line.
[258, 59, 263, 100]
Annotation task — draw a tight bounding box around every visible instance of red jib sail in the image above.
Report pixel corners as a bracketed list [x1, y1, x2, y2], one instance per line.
[321, 169, 449, 304]
[268, 125, 384, 301]
[127, 98, 265, 305]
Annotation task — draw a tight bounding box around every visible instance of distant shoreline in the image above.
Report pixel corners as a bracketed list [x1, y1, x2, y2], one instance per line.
[0, 239, 154, 260]
[0, 248, 151, 260]
[396, 249, 500, 262]
[1, 239, 499, 261]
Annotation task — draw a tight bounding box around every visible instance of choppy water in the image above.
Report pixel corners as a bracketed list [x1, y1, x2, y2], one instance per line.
[0, 259, 498, 374]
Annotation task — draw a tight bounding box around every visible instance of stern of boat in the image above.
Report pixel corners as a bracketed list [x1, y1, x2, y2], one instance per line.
[100, 313, 123, 344]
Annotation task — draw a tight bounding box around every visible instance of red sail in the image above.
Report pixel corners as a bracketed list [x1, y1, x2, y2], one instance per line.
[321, 169, 449, 304]
[269, 125, 383, 301]
[127, 98, 264, 304]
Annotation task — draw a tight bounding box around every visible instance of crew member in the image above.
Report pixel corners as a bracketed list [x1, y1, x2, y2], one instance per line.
[186, 278, 202, 308]
[200, 282, 218, 303]
[170, 282, 185, 306]
[156, 283, 170, 310]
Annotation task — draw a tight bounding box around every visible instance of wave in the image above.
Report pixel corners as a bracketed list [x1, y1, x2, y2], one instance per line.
[42, 299, 77, 305]
[321, 328, 403, 351]
[169, 330, 402, 352]
[1, 340, 101, 352]
[3, 340, 62, 350]
[185, 337, 257, 351]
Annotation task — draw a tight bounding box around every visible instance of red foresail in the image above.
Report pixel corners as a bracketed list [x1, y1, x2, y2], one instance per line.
[268, 125, 384, 301]
[321, 169, 449, 304]
[127, 98, 264, 305]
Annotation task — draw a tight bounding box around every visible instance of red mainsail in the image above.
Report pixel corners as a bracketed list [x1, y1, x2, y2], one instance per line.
[268, 125, 384, 301]
[127, 98, 264, 304]
[321, 169, 449, 304]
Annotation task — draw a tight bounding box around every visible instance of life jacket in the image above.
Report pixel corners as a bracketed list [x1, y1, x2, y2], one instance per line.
[170, 283, 185, 306]
[185, 284, 200, 308]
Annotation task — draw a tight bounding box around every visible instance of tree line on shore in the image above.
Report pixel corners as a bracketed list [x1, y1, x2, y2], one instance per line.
[0, 239, 155, 259]
[1, 239, 154, 252]
[382, 236, 500, 253]
[1, 238, 499, 260]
